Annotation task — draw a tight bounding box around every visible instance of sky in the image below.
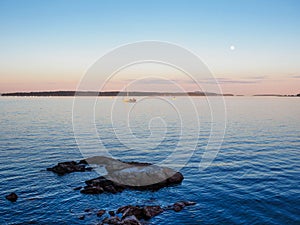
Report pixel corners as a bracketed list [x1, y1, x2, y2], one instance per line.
[0, 0, 299, 95]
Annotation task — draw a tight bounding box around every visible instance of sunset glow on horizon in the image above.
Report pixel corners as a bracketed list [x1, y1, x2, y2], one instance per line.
[0, 0, 299, 95]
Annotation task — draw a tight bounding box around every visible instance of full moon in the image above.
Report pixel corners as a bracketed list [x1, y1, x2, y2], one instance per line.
[230, 45, 235, 50]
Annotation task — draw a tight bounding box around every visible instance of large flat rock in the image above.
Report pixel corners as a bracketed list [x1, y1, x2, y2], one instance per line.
[48, 156, 184, 194]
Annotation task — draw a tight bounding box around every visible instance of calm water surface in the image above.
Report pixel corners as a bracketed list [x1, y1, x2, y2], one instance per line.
[0, 97, 299, 224]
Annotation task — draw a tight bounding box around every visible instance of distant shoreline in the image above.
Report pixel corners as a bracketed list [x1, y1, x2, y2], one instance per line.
[0, 91, 234, 97]
[1, 91, 299, 97]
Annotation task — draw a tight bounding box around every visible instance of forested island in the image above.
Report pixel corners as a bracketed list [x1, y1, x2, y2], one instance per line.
[1, 91, 234, 97]
[254, 94, 300, 97]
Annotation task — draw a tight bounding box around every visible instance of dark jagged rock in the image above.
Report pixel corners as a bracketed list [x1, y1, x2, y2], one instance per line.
[78, 215, 85, 220]
[143, 206, 163, 219]
[103, 185, 118, 194]
[47, 161, 92, 175]
[122, 215, 141, 225]
[80, 186, 104, 194]
[117, 205, 163, 220]
[121, 206, 144, 220]
[100, 202, 196, 224]
[109, 211, 115, 216]
[101, 216, 121, 224]
[173, 202, 186, 212]
[117, 205, 131, 214]
[97, 209, 106, 217]
[182, 201, 197, 206]
[74, 156, 184, 194]
[73, 186, 82, 191]
[5, 192, 18, 202]
[169, 201, 197, 212]
[82, 171, 183, 194]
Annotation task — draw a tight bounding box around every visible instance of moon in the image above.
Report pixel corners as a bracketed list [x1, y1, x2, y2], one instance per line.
[230, 45, 235, 51]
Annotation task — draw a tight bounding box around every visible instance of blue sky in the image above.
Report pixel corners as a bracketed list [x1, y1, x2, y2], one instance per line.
[0, 0, 299, 94]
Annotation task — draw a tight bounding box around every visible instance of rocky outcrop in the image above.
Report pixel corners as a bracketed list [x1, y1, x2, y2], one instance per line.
[80, 170, 183, 194]
[5, 192, 18, 202]
[122, 215, 141, 225]
[47, 156, 184, 193]
[165, 201, 197, 212]
[81, 156, 183, 194]
[99, 205, 163, 224]
[98, 202, 196, 224]
[142, 206, 164, 219]
[46, 156, 193, 224]
[97, 210, 106, 217]
[47, 161, 92, 175]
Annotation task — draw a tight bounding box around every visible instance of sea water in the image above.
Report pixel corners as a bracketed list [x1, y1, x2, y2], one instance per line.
[0, 97, 299, 224]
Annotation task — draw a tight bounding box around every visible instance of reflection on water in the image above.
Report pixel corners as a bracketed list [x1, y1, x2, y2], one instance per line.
[0, 97, 299, 224]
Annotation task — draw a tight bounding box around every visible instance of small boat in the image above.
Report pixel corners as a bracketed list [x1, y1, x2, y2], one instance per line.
[123, 98, 136, 103]
[123, 87, 136, 103]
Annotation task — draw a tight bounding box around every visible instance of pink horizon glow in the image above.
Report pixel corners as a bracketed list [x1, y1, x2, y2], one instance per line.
[1, 76, 299, 96]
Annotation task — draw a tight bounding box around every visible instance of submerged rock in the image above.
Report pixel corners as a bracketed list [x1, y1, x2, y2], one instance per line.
[182, 201, 197, 206]
[109, 211, 115, 216]
[73, 186, 82, 191]
[117, 205, 163, 220]
[97, 209, 106, 217]
[5, 192, 18, 202]
[169, 201, 197, 212]
[78, 215, 85, 220]
[173, 202, 185, 212]
[122, 215, 141, 225]
[47, 161, 92, 175]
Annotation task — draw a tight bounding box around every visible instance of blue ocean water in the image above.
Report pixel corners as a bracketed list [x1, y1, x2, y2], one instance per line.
[0, 97, 299, 224]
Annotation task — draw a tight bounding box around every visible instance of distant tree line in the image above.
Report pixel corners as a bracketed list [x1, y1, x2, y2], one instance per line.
[1, 91, 234, 97]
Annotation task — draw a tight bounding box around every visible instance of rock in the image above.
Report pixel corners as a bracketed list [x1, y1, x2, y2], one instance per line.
[166, 172, 184, 184]
[5, 192, 18, 202]
[100, 201, 195, 224]
[122, 215, 141, 225]
[143, 206, 163, 219]
[84, 208, 93, 212]
[109, 211, 115, 216]
[103, 185, 118, 194]
[171, 201, 196, 212]
[47, 161, 92, 175]
[97, 209, 106, 217]
[78, 215, 85, 220]
[48, 156, 184, 195]
[117, 205, 163, 221]
[117, 205, 131, 214]
[102, 216, 121, 224]
[77, 156, 184, 195]
[80, 186, 104, 194]
[121, 206, 144, 220]
[182, 201, 197, 206]
[173, 202, 185, 212]
[79, 159, 88, 164]
[73, 186, 82, 191]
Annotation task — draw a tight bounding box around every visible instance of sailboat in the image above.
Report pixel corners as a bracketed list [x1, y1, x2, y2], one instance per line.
[123, 87, 136, 103]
